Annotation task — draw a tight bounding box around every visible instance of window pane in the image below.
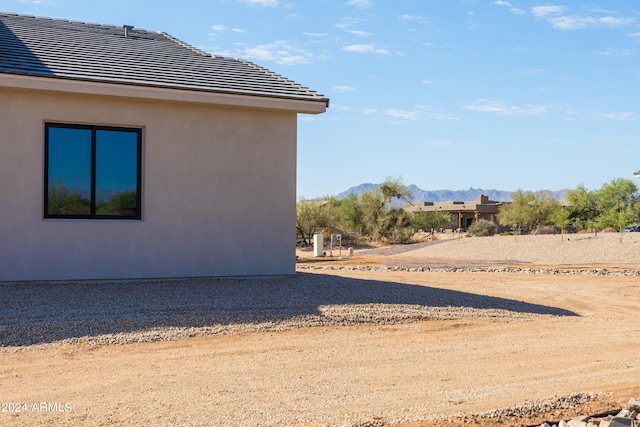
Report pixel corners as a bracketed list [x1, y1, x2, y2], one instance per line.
[95, 129, 139, 217]
[47, 127, 92, 216]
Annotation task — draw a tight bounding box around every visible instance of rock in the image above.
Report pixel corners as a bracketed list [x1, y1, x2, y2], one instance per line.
[628, 397, 640, 412]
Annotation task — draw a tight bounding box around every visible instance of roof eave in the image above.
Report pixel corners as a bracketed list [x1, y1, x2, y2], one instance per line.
[0, 72, 328, 114]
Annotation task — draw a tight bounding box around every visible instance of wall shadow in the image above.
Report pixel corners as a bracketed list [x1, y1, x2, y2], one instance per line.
[0, 273, 577, 347]
[0, 17, 53, 76]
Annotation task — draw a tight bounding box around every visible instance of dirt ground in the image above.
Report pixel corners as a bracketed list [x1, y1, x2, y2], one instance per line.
[2, 240, 640, 426]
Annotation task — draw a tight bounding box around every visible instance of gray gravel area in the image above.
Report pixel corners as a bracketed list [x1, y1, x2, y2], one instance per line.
[394, 233, 640, 265]
[0, 273, 575, 348]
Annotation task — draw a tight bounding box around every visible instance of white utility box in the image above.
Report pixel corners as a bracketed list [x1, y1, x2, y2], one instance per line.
[313, 234, 324, 257]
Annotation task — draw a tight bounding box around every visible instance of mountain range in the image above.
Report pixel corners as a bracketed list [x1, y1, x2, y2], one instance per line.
[335, 184, 567, 204]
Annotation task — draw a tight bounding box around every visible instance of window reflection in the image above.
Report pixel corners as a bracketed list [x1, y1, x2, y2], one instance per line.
[45, 124, 141, 219]
[96, 130, 139, 217]
[46, 127, 91, 216]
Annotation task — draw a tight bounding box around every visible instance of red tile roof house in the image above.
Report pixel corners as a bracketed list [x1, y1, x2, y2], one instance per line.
[0, 13, 328, 281]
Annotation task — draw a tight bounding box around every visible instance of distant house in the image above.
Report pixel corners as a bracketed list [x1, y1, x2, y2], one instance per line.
[0, 13, 328, 281]
[403, 195, 504, 230]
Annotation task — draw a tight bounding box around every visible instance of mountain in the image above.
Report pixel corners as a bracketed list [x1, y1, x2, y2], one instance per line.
[336, 184, 567, 204]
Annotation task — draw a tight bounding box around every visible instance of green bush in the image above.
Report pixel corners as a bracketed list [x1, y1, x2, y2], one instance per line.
[467, 220, 498, 237]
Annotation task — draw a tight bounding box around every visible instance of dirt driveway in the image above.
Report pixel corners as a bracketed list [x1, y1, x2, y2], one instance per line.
[1, 236, 640, 426]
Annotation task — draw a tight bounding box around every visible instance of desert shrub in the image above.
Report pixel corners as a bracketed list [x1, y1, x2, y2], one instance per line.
[387, 226, 415, 244]
[467, 220, 498, 237]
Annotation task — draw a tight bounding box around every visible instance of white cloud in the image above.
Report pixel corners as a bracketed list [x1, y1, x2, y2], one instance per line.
[374, 106, 457, 121]
[343, 44, 390, 54]
[588, 7, 617, 15]
[348, 30, 372, 37]
[325, 103, 352, 112]
[243, 46, 277, 61]
[547, 15, 636, 30]
[347, 0, 373, 8]
[335, 17, 363, 33]
[599, 16, 636, 27]
[531, 5, 568, 18]
[212, 24, 245, 33]
[236, 0, 278, 5]
[383, 108, 419, 121]
[399, 14, 424, 21]
[331, 85, 355, 92]
[417, 105, 458, 121]
[592, 48, 635, 57]
[510, 8, 525, 15]
[531, 6, 636, 31]
[361, 108, 378, 115]
[241, 41, 321, 65]
[303, 32, 328, 37]
[463, 99, 551, 116]
[421, 79, 436, 85]
[548, 15, 597, 30]
[593, 112, 635, 121]
[494, 1, 511, 6]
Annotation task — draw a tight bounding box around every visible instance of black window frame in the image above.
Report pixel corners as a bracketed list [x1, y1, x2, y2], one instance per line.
[44, 122, 142, 220]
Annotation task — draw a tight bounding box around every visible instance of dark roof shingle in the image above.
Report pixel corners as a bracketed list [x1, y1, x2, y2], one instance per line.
[0, 13, 328, 106]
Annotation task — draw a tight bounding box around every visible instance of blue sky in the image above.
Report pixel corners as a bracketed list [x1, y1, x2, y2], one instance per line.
[6, 0, 640, 198]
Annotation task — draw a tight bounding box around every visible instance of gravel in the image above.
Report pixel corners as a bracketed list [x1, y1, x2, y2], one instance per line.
[4, 233, 634, 349]
[393, 233, 640, 266]
[0, 272, 574, 349]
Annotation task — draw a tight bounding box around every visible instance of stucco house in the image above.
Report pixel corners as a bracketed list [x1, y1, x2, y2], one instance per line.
[404, 195, 504, 231]
[0, 13, 328, 281]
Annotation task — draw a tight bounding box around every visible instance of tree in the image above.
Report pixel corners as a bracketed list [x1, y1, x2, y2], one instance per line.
[565, 184, 601, 233]
[319, 196, 341, 234]
[338, 193, 364, 231]
[360, 176, 412, 242]
[296, 199, 319, 246]
[296, 197, 338, 246]
[96, 191, 137, 216]
[595, 178, 639, 232]
[497, 190, 561, 232]
[47, 181, 90, 215]
[550, 205, 571, 241]
[411, 211, 453, 232]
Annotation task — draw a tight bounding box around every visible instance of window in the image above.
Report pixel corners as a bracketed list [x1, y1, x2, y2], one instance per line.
[44, 123, 142, 219]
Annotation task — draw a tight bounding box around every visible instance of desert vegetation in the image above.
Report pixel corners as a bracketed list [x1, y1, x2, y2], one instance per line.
[297, 176, 640, 244]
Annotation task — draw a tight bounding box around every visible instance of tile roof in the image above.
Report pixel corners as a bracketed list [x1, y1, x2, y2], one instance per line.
[0, 12, 328, 106]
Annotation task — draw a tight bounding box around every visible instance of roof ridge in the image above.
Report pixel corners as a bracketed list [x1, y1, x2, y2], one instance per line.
[1, 11, 119, 31]
[158, 31, 212, 58]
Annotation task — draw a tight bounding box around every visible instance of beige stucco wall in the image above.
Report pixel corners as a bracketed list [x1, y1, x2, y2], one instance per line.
[0, 86, 299, 281]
